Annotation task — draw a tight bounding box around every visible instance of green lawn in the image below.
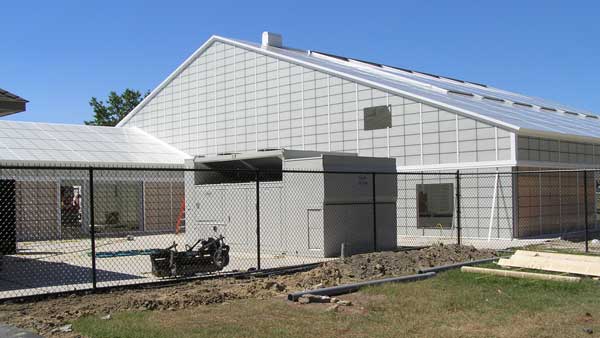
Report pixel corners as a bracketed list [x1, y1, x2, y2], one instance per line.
[74, 269, 600, 338]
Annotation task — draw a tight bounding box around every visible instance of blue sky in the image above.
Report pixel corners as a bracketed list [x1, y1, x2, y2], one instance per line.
[2, 0, 599, 124]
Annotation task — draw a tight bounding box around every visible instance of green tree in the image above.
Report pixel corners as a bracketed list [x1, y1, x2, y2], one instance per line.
[85, 89, 150, 126]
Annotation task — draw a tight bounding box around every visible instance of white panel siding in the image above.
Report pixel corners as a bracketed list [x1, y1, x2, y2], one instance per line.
[124, 41, 514, 168]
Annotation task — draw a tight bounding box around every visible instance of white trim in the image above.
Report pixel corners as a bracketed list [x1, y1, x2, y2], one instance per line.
[397, 160, 516, 172]
[0, 159, 186, 168]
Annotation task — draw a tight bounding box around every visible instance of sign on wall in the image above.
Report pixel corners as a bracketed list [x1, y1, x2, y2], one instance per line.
[364, 105, 392, 131]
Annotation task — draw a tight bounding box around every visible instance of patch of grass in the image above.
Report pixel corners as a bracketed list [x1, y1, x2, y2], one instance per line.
[74, 269, 600, 338]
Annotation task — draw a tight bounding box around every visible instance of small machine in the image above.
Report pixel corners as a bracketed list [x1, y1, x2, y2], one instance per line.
[150, 235, 230, 277]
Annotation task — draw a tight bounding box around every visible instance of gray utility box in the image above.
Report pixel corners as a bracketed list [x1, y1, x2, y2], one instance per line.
[184, 150, 397, 258]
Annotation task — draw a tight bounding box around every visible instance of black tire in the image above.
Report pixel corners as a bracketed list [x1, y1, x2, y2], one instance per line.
[212, 249, 229, 270]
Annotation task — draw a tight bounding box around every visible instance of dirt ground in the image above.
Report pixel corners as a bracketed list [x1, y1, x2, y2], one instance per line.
[0, 244, 496, 337]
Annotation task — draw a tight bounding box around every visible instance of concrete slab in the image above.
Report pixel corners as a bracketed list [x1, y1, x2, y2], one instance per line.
[1, 233, 329, 299]
[0, 324, 43, 338]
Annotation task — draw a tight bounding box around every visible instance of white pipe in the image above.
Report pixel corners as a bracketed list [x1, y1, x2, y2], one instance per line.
[487, 171, 499, 242]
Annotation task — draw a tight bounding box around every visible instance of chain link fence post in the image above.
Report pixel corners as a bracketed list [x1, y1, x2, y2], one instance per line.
[89, 168, 97, 290]
[455, 170, 461, 246]
[584, 170, 589, 253]
[255, 170, 261, 270]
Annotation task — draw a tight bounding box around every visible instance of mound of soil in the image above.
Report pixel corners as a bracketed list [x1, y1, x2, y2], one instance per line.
[0, 244, 496, 337]
[277, 244, 496, 289]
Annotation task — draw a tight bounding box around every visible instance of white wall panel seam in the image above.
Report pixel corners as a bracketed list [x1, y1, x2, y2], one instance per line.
[559, 172, 562, 233]
[254, 53, 258, 151]
[213, 49, 217, 155]
[511, 132, 517, 162]
[386, 92, 390, 158]
[301, 71, 305, 150]
[538, 171, 542, 235]
[196, 68, 201, 154]
[277, 59, 281, 149]
[455, 114, 460, 163]
[355, 83, 359, 154]
[327, 75, 331, 152]
[419, 103, 423, 165]
[495, 127, 499, 161]
[234, 51, 237, 153]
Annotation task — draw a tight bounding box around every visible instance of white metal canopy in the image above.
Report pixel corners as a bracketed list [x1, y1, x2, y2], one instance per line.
[0, 120, 191, 167]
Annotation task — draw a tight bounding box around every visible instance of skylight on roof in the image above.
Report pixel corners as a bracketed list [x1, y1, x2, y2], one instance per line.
[482, 96, 505, 103]
[448, 90, 474, 97]
[513, 102, 533, 108]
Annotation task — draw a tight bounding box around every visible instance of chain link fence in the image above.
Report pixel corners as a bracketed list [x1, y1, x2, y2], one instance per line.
[0, 166, 598, 299]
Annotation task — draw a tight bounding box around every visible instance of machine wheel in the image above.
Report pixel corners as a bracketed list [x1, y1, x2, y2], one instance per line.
[212, 248, 229, 270]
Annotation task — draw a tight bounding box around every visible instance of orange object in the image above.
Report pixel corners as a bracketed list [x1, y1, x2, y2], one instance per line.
[175, 196, 185, 234]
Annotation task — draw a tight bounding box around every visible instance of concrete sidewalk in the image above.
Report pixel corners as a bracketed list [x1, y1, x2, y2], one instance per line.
[0, 324, 43, 338]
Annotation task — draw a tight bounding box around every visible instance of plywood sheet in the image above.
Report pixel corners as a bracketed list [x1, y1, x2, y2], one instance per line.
[498, 254, 600, 277]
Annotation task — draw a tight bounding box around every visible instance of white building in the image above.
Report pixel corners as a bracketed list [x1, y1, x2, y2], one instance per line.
[2, 32, 599, 250]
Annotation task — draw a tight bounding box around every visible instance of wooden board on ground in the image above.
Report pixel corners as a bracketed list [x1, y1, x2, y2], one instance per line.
[513, 250, 600, 263]
[498, 251, 600, 277]
[461, 266, 581, 282]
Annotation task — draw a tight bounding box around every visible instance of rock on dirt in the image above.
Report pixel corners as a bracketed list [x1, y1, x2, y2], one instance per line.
[0, 244, 495, 337]
[325, 304, 339, 312]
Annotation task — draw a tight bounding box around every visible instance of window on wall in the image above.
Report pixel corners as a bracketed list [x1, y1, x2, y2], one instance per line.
[417, 183, 454, 229]
[364, 105, 392, 130]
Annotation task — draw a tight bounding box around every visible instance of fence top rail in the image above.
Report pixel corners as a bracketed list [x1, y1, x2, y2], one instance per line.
[0, 164, 599, 176]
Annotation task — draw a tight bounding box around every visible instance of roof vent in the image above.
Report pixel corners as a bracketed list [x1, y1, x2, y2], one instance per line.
[261, 32, 283, 48]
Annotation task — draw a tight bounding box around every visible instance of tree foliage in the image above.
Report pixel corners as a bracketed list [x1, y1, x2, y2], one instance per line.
[85, 89, 149, 126]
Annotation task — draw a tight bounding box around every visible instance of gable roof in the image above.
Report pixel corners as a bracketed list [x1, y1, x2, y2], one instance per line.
[0, 120, 191, 168]
[0, 88, 28, 116]
[118, 35, 600, 144]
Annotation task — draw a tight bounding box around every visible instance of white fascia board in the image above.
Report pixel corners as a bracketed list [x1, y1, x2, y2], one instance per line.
[0, 159, 185, 169]
[517, 127, 600, 145]
[396, 160, 517, 172]
[117, 35, 521, 133]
